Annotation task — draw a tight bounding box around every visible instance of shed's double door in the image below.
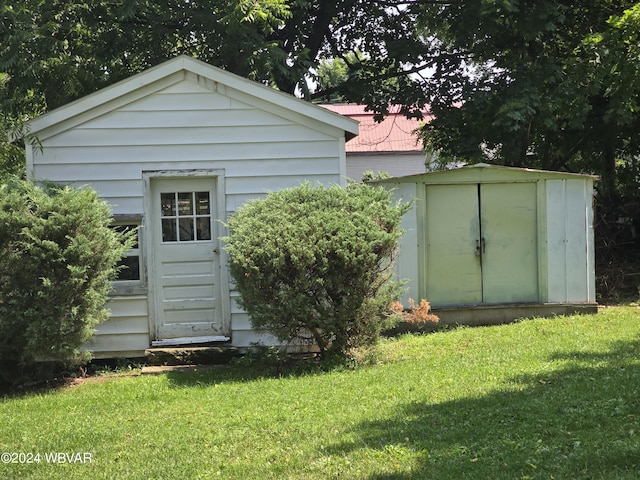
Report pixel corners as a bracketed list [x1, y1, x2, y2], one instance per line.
[425, 183, 539, 306]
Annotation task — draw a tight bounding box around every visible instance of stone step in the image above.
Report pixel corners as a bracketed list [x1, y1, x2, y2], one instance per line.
[144, 346, 239, 366]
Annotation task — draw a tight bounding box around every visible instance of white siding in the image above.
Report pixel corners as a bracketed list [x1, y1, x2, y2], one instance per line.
[32, 77, 349, 353]
[84, 296, 150, 358]
[346, 153, 427, 182]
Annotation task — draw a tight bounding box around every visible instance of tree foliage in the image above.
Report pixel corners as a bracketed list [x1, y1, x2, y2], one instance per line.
[0, 179, 134, 382]
[2, 0, 639, 205]
[0, 0, 291, 114]
[223, 183, 410, 356]
[0, 1, 430, 115]
[416, 1, 640, 206]
[0, 0, 439, 178]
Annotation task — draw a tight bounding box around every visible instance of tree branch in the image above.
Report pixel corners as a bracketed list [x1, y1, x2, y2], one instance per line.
[371, 0, 458, 6]
[310, 62, 432, 100]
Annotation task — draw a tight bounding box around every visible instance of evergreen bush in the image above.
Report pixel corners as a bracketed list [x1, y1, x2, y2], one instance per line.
[0, 179, 134, 382]
[223, 182, 411, 356]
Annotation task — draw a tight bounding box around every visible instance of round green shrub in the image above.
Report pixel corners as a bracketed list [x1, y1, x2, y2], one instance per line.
[0, 179, 134, 381]
[223, 182, 410, 356]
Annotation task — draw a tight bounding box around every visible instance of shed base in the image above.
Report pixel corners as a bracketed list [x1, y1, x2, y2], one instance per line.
[432, 303, 598, 327]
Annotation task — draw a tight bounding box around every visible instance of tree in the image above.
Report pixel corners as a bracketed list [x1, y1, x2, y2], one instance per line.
[0, 1, 433, 111]
[315, 56, 350, 103]
[0, 0, 292, 114]
[2, 0, 639, 205]
[415, 0, 640, 206]
[223, 183, 410, 357]
[0, 122, 24, 181]
[0, 0, 439, 174]
[0, 179, 134, 383]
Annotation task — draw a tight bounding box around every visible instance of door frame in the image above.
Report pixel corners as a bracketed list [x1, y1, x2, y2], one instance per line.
[142, 169, 230, 342]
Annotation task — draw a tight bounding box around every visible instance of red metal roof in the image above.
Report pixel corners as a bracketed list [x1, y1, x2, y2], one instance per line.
[321, 104, 432, 153]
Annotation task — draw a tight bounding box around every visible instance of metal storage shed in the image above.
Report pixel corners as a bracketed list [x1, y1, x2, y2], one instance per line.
[377, 164, 598, 325]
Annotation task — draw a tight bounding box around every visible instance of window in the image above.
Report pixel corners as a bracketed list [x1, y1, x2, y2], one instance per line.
[111, 218, 146, 296]
[114, 224, 141, 281]
[160, 191, 212, 242]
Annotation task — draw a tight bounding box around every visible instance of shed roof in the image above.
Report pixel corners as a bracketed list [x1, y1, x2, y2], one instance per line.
[17, 55, 359, 142]
[321, 104, 430, 154]
[374, 163, 598, 183]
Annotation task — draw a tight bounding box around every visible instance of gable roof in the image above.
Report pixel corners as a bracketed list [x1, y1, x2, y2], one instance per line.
[17, 55, 359, 142]
[321, 104, 431, 154]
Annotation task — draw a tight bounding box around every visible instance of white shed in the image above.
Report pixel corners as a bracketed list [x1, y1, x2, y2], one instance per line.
[377, 164, 598, 325]
[21, 55, 358, 358]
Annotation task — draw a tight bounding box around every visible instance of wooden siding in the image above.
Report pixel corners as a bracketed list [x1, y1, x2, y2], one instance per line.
[346, 153, 427, 182]
[84, 296, 149, 358]
[32, 76, 349, 353]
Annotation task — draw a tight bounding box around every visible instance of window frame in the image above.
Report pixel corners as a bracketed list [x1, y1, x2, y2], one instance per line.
[110, 214, 147, 296]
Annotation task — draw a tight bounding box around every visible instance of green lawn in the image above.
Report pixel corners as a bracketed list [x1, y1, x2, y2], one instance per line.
[1, 306, 639, 479]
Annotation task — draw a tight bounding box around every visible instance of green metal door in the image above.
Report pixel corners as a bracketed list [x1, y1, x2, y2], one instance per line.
[480, 183, 538, 303]
[425, 184, 482, 305]
[425, 182, 538, 307]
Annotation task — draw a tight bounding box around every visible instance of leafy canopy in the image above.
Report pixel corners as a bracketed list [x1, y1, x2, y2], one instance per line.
[0, 1, 431, 115]
[416, 0, 640, 205]
[2, 0, 639, 204]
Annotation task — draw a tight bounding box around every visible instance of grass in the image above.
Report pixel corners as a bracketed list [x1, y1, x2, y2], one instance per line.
[1, 306, 640, 479]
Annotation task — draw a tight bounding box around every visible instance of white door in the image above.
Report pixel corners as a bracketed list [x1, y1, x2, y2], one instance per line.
[150, 177, 225, 340]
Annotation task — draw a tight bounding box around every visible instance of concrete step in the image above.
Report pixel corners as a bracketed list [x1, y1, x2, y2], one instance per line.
[145, 346, 239, 366]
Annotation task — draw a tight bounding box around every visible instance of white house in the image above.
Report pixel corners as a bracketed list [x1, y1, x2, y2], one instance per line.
[320, 104, 430, 181]
[376, 164, 598, 325]
[20, 55, 358, 358]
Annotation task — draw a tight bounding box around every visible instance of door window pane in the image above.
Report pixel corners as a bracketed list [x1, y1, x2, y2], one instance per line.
[196, 217, 211, 240]
[160, 190, 212, 243]
[195, 192, 210, 214]
[178, 192, 193, 215]
[161, 193, 176, 216]
[162, 219, 177, 242]
[179, 218, 194, 241]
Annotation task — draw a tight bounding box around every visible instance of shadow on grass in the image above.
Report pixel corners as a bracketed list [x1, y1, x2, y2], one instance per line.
[0, 361, 92, 398]
[163, 364, 270, 388]
[0, 352, 344, 396]
[163, 354, 342, 388]
[327, 337, 640, 480]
